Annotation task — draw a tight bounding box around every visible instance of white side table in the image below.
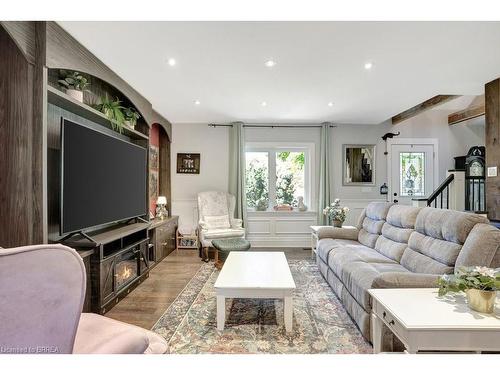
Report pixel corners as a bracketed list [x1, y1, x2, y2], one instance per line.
[309, 225, 323, 259]
[368, 288, 500, 354]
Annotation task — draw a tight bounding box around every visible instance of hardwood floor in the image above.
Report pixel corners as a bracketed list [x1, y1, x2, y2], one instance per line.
[105, 247, 311, 329]
[105, 249, 202, 329]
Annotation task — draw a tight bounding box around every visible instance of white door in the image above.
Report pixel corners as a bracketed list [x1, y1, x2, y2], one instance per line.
[390, 144, 435, 205]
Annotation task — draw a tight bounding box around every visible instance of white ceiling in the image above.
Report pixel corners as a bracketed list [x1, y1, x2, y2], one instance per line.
[59, 21, 500, 125]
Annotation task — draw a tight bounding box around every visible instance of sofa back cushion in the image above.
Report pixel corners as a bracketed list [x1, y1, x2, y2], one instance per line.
[374, 205, 421, 262]
[455, 223, 500, 270]
[400, 207, 489, 274]
[357, 202, 393, 248]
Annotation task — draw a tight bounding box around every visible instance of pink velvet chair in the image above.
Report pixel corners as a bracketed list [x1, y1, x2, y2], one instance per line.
[0, 244, 167, 354]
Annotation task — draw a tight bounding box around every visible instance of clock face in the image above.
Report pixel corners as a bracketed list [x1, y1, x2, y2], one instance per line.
[469, 161, 484, 177]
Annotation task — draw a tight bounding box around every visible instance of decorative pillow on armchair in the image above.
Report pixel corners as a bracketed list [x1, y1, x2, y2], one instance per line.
[204, 215, 231, 229]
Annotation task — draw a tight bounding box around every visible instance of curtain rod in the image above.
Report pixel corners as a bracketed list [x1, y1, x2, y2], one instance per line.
[208, 123, 337, 128]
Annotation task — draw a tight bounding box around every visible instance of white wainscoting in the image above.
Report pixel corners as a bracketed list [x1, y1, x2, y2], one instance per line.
[246, 211, 317, 248]
[172, 198, 386, 248]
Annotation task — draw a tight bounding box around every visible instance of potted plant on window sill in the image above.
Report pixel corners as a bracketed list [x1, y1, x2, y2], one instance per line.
[438, 266, 499, 313]
[58, 70, 90, 103]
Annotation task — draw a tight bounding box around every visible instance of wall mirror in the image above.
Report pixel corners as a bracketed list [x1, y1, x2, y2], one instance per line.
[343, 144, 376, 185]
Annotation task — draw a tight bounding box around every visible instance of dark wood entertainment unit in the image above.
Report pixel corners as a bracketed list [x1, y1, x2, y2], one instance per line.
[71, 217, 178, 314]
[0, 22, 178, 313]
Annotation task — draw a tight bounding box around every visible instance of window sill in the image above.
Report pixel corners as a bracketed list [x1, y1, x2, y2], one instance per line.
[247, 209, 317, 216]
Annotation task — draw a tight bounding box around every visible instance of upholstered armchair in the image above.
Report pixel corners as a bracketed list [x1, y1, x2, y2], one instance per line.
[197, 191, 245, 260]
[0, 244, 167, 354]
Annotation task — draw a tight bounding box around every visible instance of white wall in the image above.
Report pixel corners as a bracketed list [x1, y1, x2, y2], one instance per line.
[171, 106, 485, 244]
[171, 123, 229, 229]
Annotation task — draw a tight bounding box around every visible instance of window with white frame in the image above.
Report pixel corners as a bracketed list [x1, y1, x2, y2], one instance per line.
[245, 143, 313, 211]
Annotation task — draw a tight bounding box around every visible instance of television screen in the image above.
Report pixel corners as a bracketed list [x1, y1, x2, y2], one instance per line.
[61, 119, 147, 235]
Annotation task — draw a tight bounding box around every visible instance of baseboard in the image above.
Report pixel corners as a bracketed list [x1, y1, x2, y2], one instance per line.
[247, 235, 311, 248]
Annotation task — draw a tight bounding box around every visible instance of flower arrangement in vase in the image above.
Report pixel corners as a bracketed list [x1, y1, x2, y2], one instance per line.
[323, 199, 349, 227]
[438, 266, 499, 313]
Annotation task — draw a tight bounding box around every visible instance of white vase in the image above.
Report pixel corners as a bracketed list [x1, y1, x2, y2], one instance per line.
[297, 196, 307, 211]
[66, 89, 83, 103]
[124, 120, 135, 129]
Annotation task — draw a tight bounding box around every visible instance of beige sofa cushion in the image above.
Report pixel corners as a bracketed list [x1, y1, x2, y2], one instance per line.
[317, 238, 360, 262]
[415, 207, 488, 244]
[401, 207, 489, 274]
[456, 223, 500, 269]
[357, 202, 393, 248]
[374, 205, 421, 262]
[339, 261, 409, 310]
[327, 243, 396, 276]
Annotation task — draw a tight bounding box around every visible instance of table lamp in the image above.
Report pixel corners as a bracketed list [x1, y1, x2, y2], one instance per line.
[156, 196, 168, 219]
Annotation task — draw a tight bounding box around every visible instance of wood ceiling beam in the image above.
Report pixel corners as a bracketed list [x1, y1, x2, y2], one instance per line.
[448, 95, 485, 125]
[391, 95, 460, 125]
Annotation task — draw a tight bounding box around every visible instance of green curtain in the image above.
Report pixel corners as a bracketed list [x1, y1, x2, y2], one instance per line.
[228, 121, 247, 227]
[318, 122, 333, 225]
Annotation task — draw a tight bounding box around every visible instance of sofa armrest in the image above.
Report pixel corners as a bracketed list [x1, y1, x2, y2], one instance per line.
[317, 226, 359, 240]
[372, 272, 440, 289]
[230, 218, 243, 229]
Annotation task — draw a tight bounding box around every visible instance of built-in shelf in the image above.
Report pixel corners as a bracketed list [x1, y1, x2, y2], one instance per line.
[47, 85, 149, 141]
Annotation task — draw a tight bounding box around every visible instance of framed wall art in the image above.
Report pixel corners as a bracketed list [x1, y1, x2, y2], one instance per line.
[177, 153, 200, 174]
[343, 144, 376, 186]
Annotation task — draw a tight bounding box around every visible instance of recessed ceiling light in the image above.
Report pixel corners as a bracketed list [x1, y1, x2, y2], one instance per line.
[194, 100, 201, 105]
[328, 102, 334, 107]
[261, 101, 267, 107]
[167, 58, 176, 66]
[364, 62, 373, 70]
[264, 59, 276, 68]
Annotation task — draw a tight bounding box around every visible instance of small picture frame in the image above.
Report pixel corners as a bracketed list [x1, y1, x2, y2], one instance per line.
[177, 153, 200, 174]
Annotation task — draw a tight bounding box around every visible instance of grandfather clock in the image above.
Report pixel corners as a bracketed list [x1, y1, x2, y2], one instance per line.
[465, 146, 486, 212]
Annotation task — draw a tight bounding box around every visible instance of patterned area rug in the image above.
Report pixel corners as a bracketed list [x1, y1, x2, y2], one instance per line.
[152, 259, 372, 354]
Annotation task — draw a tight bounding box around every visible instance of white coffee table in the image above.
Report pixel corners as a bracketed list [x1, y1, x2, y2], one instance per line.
[214, 252, 296, 332]
[369, 288, 500, 353]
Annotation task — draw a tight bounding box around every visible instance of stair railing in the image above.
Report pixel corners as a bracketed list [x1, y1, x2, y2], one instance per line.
[425, 174, 455, 209]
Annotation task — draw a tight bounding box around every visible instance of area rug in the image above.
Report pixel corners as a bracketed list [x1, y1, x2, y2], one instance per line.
[152, 259, 372, 354]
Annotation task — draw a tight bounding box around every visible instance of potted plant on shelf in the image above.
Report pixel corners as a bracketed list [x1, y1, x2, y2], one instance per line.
[94, 94, 126, 134]
[58, 70, 90, 103]
[323, 199, 349, 227]
[123, 107, 141, 129]
[438, 266, 500, 313]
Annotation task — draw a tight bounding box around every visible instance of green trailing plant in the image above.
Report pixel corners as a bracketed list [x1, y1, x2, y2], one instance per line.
[124, 107, 141, 128]
[58, 70, 90, 91]
[94, 95, 126, 133]
[438, 266, 500, 297]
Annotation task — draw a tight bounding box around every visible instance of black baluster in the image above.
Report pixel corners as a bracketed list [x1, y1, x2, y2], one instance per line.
[472, 178, 476, 211]
[446, 185, 449, 209]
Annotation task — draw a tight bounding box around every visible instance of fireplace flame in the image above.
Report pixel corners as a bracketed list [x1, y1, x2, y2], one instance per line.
[121, 266, 132, 279]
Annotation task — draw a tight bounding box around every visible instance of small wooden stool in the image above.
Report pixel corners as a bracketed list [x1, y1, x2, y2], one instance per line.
[212, 238, 251, 269]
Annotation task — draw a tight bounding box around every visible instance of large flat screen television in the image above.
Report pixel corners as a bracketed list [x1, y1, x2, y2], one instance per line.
[60, 118, 147, 235]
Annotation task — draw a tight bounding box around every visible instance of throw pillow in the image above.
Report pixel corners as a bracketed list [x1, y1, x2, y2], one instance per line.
[204, 215, 231, 229]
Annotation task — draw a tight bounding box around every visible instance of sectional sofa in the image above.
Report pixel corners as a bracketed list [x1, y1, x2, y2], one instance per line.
[316, 202, 500, 341]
